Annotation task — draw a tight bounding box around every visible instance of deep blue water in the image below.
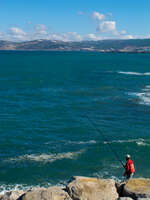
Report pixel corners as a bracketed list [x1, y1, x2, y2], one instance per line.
[0, 51, 150, 192]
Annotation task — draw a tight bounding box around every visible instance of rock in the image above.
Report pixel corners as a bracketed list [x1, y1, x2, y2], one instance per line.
[18, 186, 72, 200]
[0, 191, 25, 200]
[122, 179, 150, 200]
[117, 198, 133, 200]
[137, 199, 150, 200]
[116, 182, 126, 197]
[66, 176, 118, 200]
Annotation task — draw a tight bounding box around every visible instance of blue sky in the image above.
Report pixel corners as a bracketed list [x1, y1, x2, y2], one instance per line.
[0, 0, 150, 41]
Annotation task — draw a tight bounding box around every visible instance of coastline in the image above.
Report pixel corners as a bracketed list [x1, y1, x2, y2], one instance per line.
[0, 49, 150, 53]
[1, 38, 150, 53]
[1, 176, 150, 200]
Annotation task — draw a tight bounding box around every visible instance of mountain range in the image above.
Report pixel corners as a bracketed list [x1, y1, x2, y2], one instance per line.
[1, 39, 150, 52]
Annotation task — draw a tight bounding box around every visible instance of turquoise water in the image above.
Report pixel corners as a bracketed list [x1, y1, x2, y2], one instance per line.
[0, 51, 150, 192]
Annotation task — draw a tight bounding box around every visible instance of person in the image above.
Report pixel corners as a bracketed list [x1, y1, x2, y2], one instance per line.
[123, 154, 135, 181]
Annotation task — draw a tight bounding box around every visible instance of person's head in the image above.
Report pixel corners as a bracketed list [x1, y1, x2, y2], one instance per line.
[126, 154, 131, 160]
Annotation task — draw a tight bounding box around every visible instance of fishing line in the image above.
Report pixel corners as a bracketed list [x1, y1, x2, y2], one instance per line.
[84, 114, 125, 168]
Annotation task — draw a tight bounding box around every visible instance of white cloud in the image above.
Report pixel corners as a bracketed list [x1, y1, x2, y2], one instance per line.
[120, 30, 127, 35]
[10, 27, 26, 36]
[92, 11, 106, 21]
[92, 11, 133, 38]
[121, 34, 134, 39]
[0, 14, 148, 42]
[97, 21, 117, 33]
[1, 25, 84, 42]
[35, 24, 47, 35]
[0, 9, 143, 42]
[45, 32, 83, 42]
[84, 33, 102, 41]
[62, 32, 82, 41]
[7, 27, 27, 41]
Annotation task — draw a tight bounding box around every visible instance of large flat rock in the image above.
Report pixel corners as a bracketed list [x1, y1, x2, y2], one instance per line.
[18, 186, 72, 200]
[66, 176, 118, 200]
[123, 179, 150, 199]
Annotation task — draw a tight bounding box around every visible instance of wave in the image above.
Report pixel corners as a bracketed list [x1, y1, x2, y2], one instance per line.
[45, 140, 96, 146]
[144, 72, 150, 75]
[136, 141, 150, 146]
[93, 171, 121, 182]
[6, 150, 85, 163]
[145, 85, 150, 88]
[0, 182, 64, 195]
[0, 184, 32, 194]
[67, 140, 96, 145]
[118, 71, 150, 76]
[142, 86, 150, 91]
[104, 138, 150, 147]
[128, 85, 150, 106]
[104, 138, 144, 144]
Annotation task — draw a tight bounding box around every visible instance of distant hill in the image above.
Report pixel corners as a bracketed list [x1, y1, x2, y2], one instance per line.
[0, 39, 150, 52]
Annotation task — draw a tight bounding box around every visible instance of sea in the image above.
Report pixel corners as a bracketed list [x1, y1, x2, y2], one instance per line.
[0, 51, 150, 193]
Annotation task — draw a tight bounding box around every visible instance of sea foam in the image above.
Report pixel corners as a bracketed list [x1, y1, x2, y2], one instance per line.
[6, 150, 85, 163]
[104, 138, 144, 144]
[104, 138, 150, 147]
[136, 141, 150, 146]
[67, 140, 96, 145]
[0, 182, 65, 195]
[0, 184, 32, 194]
[128, 85, 150, 106]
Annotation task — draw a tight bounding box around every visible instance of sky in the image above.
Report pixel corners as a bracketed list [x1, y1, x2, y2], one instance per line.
[0, 0, 150, 41]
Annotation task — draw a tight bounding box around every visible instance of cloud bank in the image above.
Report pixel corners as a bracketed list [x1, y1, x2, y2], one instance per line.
[0, 11, 149, 42]
[92, 11, 106, 21]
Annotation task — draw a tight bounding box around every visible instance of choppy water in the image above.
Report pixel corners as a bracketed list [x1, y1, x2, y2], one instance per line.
[0, 51, 150, 193]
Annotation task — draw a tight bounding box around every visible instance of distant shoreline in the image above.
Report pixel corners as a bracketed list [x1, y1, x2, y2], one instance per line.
[1, 38, 150, 53]
[0, 49, 150, 53]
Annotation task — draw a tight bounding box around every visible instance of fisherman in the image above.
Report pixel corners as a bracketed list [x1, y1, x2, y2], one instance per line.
[123, 154, 135, 181]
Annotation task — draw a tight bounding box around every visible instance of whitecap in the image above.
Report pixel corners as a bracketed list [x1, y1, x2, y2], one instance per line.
[0, 182, 64, 195]
[104, 138, 150, 147]
[136, 141, 150, 146]
[110, 164, 122, 169]
[118, 71, 142, 75]
[118, 71, 150, 76]
[6, 150, 85, 163]
[137, 93, 150, 105]
[140, 96, 150, 105]
[67, 140, 96, 145]
[128, 87, 150, 106]
[0, 184, 32, 194]
[45, 140, 96, 146]
[104, 138, 144, 144]
[93, 171, 121, 182]
[145, 85, 150, 88]
[144, 72, 150, 75]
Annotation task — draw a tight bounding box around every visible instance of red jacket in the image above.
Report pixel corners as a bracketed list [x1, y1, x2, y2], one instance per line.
[125, 159, 135, 175]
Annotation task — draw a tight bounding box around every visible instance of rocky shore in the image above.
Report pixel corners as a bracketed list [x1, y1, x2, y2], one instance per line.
[1, 177, 150, 200]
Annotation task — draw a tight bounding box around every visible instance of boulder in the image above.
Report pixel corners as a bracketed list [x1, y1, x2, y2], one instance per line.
[122, 179, 150, 199]
[137, 199, 150, 200]
[0, 191, 25, 200]
[115, 182, 126, 197]
[18, 187, 72, 200]
[117, 198, 133, 200]
[66, 176, 118, 200]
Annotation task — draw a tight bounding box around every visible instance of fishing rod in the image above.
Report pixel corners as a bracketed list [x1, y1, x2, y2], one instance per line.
[84, 114, 125, 168]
